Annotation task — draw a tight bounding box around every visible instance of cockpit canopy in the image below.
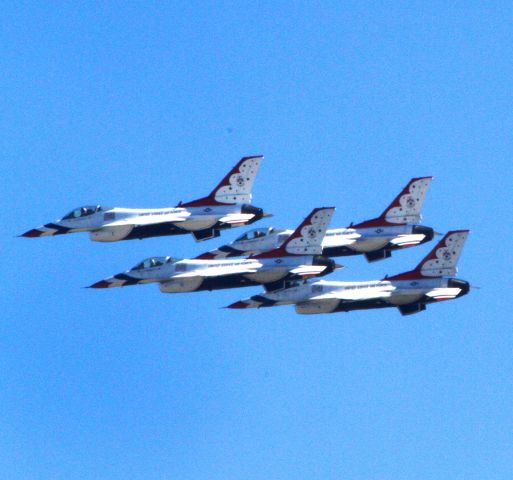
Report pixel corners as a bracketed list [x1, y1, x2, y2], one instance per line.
[62, 205, 104, 220]
[130, 256, 174, 271]
[234, 227, 287, 242]
[235, 227, 272, 242]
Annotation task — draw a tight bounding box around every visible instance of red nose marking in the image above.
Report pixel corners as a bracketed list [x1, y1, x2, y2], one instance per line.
[88, 280, 111, 289]
[20, 229, 43, 238]
[226, 301, 248, 309]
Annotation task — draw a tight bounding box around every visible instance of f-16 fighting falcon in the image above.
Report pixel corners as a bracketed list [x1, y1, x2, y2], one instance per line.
[199, 177, 434, 261]
[20, 156, 269, 242]
[88, 207, 341, 293]
[227, 230, 470, 316]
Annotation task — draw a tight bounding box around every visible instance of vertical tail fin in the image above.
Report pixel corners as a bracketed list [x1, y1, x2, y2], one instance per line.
[180, 156, 264, 207]
[353, 177, 432, 227]
[388, 230, 469, 280]
[253, 207, 335, 258]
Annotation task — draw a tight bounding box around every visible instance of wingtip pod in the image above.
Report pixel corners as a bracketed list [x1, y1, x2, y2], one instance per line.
[180, 155, 264, 207]
[253, 207, 335, 258]
[388, 229, 470, 280]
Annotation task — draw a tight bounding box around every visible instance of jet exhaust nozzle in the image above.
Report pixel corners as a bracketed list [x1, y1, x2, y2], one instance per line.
[312, 256, 338, 276]
[448, 278, 470, 297]
[241, 204, 267, 224]
[412, 225, 435, 244]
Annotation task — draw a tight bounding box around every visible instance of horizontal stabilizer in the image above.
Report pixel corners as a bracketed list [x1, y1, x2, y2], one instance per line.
[289, 265, 328, 277]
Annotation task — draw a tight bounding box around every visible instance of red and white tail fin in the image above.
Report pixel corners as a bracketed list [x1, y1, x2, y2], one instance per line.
[254, 207, 335, 258]
[353, 177, 432, 228]
[180, 156, 264, 207]
[388, 230, 469, 280]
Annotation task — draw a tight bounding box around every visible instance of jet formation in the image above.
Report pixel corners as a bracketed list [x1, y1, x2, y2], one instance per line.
[21, 156, 472, 316]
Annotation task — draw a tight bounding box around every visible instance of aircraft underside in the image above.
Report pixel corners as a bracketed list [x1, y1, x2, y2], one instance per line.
[116, 220, 234, 241]
[323, 241, 428, 262]
[124, 222, 192, 240]
[331, 295, 444, 315]
[161, 272, 301, 294]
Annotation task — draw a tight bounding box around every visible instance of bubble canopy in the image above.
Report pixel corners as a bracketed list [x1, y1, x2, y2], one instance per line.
[235, 227, 271, 242]
[62, 205, 104, 220]
[130, 256, 174, 271]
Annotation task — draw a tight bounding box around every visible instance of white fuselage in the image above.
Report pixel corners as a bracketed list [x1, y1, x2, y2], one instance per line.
[97, 255, 333, 293]
[209, 224, 432, 259]
[322, 225, 424, 252]
[236, 277, 466, 313]
[27, 204, 262, 242]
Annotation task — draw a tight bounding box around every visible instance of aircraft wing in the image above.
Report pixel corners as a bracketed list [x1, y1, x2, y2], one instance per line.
[172, 265, 259, 278]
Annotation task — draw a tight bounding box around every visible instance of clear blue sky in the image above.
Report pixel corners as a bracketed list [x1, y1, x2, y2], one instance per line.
[4, 2, 513, 479]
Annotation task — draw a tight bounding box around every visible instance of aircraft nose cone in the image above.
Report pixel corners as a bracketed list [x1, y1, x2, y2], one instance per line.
[88, 280, 111, 289]
[20, 228, 43, 238]
[226, 301, 249, 309]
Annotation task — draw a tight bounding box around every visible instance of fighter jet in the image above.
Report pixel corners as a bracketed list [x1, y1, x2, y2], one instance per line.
[88, 207, 341, 293]
[227, 230, 470, 316]
[198, 177, 434, 261]
[20, 156, 268, 242]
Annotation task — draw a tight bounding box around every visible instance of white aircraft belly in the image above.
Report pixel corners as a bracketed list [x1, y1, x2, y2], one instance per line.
[350, 237, 391, 253]
[159, 277, 204, 293]
[91, 224, 134, 242]
[245, 270, 287, 283]
[387, 292, 424, 306]
[180, 217, 218, 231]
